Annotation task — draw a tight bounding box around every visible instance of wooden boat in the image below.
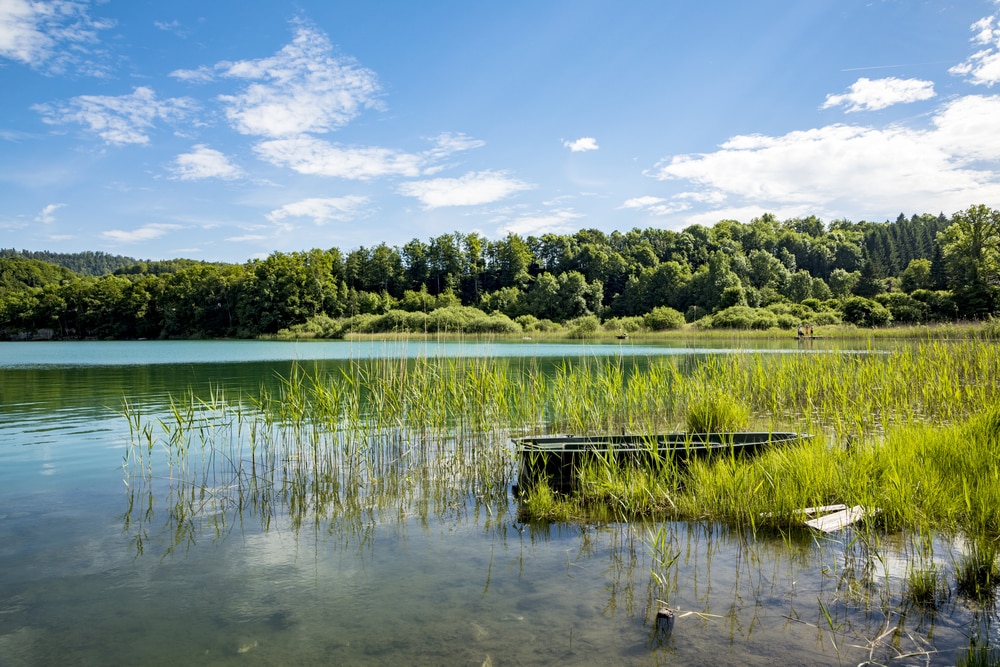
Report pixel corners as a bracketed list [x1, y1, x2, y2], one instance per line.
[514, 431, 809, 491]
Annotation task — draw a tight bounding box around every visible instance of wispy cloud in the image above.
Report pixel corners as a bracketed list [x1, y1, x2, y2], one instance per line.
[266, 196, 370, 226]
[153, 19, 191, 38]
[34, 86, 197, 145]
[0, 0, 115, 75]
[169, 145, 244, 180]
[950, 13, 1000, 86]
[101, 223, 182, 243]
[398, 170, 532, 209]
[822, 77, 935, 112]
[34, 203, 65, 224]
[495, 207, 583, 237]
[170, 65, 215, 84]
[255, 132, 483, 180]
[563, 137, 599, 152]
[621, 196, 685, 216]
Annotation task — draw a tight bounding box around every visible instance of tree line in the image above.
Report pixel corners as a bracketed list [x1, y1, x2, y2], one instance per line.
[1, 205, 997, 340]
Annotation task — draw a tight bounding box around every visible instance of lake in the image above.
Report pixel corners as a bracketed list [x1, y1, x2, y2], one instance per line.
[0, 339, 988, 665]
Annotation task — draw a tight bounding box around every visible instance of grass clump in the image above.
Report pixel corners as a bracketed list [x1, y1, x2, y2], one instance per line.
[520, 481, 574, 523]
[959, 646, 1000, 667]
[956, 537, 1000, 601]
[684, 389, 750, 433]
[904, 565, 945, 609]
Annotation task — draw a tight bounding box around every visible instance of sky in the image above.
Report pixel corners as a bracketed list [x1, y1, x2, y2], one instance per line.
[2, 0, 1000, 264]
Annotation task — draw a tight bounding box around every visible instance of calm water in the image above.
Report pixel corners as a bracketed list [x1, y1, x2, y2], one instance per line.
[0, 340, 989, 665]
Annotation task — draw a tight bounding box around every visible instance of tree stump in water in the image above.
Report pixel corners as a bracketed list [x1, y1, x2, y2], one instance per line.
[655, 607, 675, 639]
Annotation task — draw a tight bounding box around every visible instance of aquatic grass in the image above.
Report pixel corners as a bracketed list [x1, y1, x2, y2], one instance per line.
[904, 564, 945, 609]
[959, 645, 1000, 667]
[955, 536, 1000, 601]
[120, 340, 1000, 553]
[684, 389, 750, 433]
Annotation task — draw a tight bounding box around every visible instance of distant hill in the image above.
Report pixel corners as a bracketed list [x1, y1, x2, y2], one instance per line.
[0, 256, 79, 295]
[0, 249, 141, 276]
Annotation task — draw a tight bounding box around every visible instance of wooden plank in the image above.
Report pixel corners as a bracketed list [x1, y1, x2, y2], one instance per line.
[804, 505, 867, 533]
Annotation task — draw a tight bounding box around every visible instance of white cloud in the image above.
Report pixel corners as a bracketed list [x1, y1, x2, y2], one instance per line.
[153, 19, 190, 38]
[266, 196, 369, 225]
[34, 203, 65, 224]
[0, 0, 114, 75]
[101, 223, 182, 243]
[563, 137, 599, 152]
[170, 145, 243, 180]
[650, 94, 1000, 220]
[495, 208, 583, 237]
[822, 77, 935, 112]
[255, 136, 424, 179]
[424, 132, 487, 160]
[34, 87, 197, 145]
[950, 14, 1000, 86]
[170, 65, 216, 84]
[214, 21, 381, 138]
[254, 132, 483, 180]
[621, 195, 690, 216]
[398, 170, 533, 209]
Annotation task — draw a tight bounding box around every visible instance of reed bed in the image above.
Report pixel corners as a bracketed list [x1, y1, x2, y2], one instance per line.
[121, 340, 1000, 547]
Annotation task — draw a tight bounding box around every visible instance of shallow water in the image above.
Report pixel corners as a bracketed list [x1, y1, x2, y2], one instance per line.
[0, 340, 993, 665]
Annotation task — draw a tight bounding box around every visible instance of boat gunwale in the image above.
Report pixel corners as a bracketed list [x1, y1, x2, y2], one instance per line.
[514, 432, 808, 454]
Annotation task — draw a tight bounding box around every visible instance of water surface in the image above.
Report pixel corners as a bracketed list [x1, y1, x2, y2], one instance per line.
[0, 340, 989, 665]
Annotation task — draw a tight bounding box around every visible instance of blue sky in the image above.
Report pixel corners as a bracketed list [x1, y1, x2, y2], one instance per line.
[2, 0, 1000, 263]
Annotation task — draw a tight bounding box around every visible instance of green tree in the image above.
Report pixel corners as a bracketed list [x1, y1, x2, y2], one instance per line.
[938, 204, 1000, 316]
[899, 259, 932, 293]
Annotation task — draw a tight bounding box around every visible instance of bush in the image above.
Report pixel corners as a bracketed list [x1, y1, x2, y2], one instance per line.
[774, 313, 800, 330]
[706, 306, 755, 329]
[685, 305, 708, 323]
[602, 316, 644, 333]
[841, 296, 892, 327]
[800, 298, 822, 312]
[876, 292, 929, 323]
[517, 315, 559, 333]
[708, 306, 778, 330]
[566, 315, 600, 338]
[276, 314, 345, 339]
[810, 311, 842, 326]
[911, 290, 958, 322]
[643, 306, 685, 331]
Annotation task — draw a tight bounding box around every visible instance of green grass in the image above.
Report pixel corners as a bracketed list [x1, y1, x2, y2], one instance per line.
[121, 339, 1000, 550]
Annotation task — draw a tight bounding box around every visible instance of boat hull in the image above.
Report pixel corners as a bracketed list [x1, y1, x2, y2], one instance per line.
[514, 432, 807, 492]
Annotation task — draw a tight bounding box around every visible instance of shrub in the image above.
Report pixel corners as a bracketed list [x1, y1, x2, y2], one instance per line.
[566, 315, 600, 338]
[643, 306, 685, 331]
[706, 306, 755, 329]
[911, 290, 958, 322]
[276, 314, 345, 339]
[800, 298, 822, 312]
[841, 296, 892, 327]
[876, 292, 929, 323]
[775, 313, 800, 330]
[709, 306, 778, 330]
[602, 316, 644, 333]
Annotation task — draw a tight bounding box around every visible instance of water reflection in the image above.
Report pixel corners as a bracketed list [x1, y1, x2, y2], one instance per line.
[114, 415, 1000, 666]
[3, 342, 1000, 665]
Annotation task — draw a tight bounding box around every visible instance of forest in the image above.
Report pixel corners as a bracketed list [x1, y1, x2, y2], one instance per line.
[1, 204, 998, 340]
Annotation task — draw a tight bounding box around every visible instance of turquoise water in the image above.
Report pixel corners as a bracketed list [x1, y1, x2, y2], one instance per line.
[0, 340, 987, 665]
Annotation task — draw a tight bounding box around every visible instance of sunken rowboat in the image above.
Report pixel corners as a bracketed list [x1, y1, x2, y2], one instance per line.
[513, 432, 809, 492]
